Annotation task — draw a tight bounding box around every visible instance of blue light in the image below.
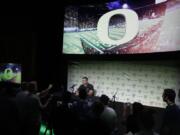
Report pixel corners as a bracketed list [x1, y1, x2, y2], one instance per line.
[122, 3, 129, 9]
[106, 0, 121, 10]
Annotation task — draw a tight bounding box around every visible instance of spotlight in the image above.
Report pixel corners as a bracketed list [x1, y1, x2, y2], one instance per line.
[122, 3, 129, 9]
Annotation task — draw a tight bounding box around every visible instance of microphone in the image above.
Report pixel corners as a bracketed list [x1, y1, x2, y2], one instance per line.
[70, 84, 77, 89]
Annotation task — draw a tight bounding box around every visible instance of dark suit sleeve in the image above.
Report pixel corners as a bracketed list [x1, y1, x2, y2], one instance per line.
[89, 84, 94, 91]
[77, 85, 83, 91]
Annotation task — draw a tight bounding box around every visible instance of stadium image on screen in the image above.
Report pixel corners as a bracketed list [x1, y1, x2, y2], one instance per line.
[0, 63, 21, 84]
[63, 0, 180, 54]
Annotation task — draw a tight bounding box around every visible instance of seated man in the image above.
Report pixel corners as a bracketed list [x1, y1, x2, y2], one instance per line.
[76, 77, 94, 97]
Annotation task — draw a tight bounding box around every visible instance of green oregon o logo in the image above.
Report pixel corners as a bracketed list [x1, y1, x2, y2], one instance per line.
[3, 68, 14, 80]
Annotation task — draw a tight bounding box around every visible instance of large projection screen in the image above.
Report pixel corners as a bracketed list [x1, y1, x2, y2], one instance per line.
[63, 0, 180, 54]
[68, 61, 180, 108]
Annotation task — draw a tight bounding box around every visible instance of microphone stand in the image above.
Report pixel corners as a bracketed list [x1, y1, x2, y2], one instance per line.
[112, 90, 118, 108]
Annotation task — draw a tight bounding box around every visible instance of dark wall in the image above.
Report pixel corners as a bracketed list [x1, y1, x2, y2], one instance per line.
[35, 15, 66, 89]
[0, 16, 36, 81]
[0, 16, 66, 89]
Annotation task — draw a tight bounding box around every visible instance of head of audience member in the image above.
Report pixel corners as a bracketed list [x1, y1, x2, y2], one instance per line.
[82, 76, 88, 85]
[0, 81, 19, 97]
[50, 83, 62, 93]
[79, 88, 87, 100]
[62, 91, 72, 104]
[100, 94, 109, 106]
[21, 82, 36, 93]
[178, 89, 180, 101]
[138, 109, 154, 131]
[26, 82, 37, 94]
[162, 89, 176, 105]
[92, 101, 105, 117]
[21, 82, 29, 91]
[132, 102, 144, 115]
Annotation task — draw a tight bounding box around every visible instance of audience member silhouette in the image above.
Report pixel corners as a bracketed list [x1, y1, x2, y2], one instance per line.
[135, 109, 159, 135]
[0, 82, 20, 135]
[52, 91, 78, 135]
[160, 89, 180, 135]
[87, 101, 111, 135]
[100, 94, 117, 131]
[73, 88, 92, 135]
[16, 82, 50, 135]
[126, 102, 144, 134]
